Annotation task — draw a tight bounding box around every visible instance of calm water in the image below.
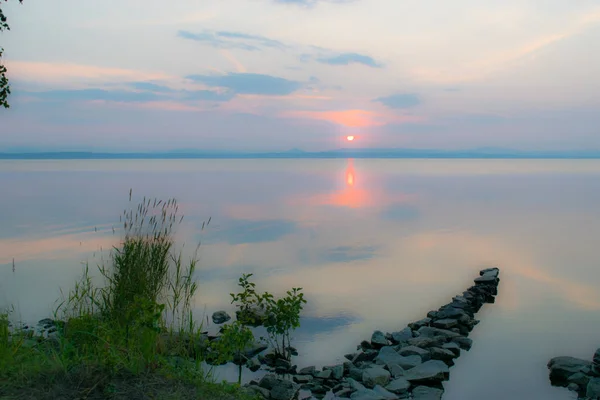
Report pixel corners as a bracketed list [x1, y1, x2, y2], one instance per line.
[1, 158, 600, 399]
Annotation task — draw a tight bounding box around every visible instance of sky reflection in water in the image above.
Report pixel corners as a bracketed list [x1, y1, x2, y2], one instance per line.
[1, 159, 599, 399]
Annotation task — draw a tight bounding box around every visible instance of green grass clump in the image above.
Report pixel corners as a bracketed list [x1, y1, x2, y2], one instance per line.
[0, 193, 258, 400]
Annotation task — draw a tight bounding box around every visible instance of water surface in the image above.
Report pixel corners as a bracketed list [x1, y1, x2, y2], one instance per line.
[1, 159, 599, 399]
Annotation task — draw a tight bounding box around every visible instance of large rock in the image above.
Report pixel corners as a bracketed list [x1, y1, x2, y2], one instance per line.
[474, 275, 498, 285]
[387, 364, 405, 378]
[371, 331, 389, 348]
[408, 318, 431, 330]
[594, 348, 600, 365]
[390, 328, 413, 344]
[362, 366, 391, 388]
[384, 378, 411, 395]
[432, 319, 458, 329]
[375, 347, 406, 366]
[353, 350, 379, 364]
[372, 385, 399, 399]
[442, 342, 461, 357]
[408, 337, 443, 349]
[350, 389, 387, 400]
[211, 311, 231, 324]
[480, 267, 499, 276]
[417, 326, 461, 340]
[548, 356, 592, 384]
[411, 385, 444, 399]
[587, 377, 600, 399]
[270, 379, 300, 400]
[243, 342, 268, 358]
[244, 384, 270, 399]
[451, 336, 473, 350]
[435, 307, 469, 320]
[398, 346, 431, 361]
[429, 347, 456, 364]
[403, 360, 449, 384]
[258, 374, 280, 390]
[324, 364, 344, 380]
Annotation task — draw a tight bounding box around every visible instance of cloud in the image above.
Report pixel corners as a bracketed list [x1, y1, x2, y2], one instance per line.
[28, 89, 165, 103]
[177, 30, 286, 51]
[300, 245, 379, 264]
[129, 82, 176, 93]
[374, 93, 421, 109]
[24, 84, 235, 104]
[274, 0, 355, 6]
[186, 72, 302, 95]
[316, 52, 382, 68]
[380, 204, 420, 222]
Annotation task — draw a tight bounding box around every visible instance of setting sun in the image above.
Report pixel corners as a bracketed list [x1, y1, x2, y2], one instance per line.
[346, 135, 355, 142]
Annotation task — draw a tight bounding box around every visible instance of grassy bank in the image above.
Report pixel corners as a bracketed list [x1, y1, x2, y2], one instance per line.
[0, 195, 258, 400]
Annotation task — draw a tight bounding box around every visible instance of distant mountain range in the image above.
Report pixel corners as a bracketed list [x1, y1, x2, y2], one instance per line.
[1, 148, 600, 159]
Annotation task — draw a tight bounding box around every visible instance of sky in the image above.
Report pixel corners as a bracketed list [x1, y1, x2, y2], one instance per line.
[1, 0, 600, 152]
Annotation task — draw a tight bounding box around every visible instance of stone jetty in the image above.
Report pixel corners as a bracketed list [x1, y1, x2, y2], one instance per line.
[547, 348, 600, 399]
[244, 267, 501, 400]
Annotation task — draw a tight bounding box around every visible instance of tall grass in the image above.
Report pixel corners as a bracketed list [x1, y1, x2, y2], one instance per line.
[0, 193, 255, 400]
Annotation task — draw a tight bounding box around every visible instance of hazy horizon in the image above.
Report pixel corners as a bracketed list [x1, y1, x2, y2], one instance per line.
[1, 0, 600, 152]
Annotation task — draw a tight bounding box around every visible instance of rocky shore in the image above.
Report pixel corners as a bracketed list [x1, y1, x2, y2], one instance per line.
[6, 267, 501, 400]
[547, 348, 600, 399]
[243, 267, 501, 400]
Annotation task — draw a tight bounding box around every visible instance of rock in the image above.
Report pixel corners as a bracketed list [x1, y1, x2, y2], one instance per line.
[211, 311, 231, 324]
[375, 347, 406, 366]
[371, 331, 389, 348]
[435, 307, 469, 320]
[411, 385, 444, 399]
[372, 385, 399, 399]
[345, 353, 357, 361]
[245, 384, 270, 399]
[587, 377, 600, 399]
[567, 383, 579, 392]
[429, 347, 456, 364]
[244, 342, 268, 358]
[442, 342, 461, 357]
[275, 358, 293, 370]
[403, 360, 449, 384]
[408, 318, 431, 330]
[432, 319, 458, 329]
[398, 346, 431, 361]
[548, 356, 592, 384]
[271, 379, 301, 400]
[417, 326, 461, 340]
[568, 372, 590, 387]
[299, 366, 317, 375]
[317, 369, 333, 379]
[594, 348, 600, 366]
[362, 366, 391, 389]
[390, 328, 413, 344]
[451, 336, 473, 350]
[386, 364, 405, 378]
[407, 337, 442, 349]
[294, 375, 314, 384]
[474, 275, 498, 285]
[246, 357, 261, 372]
[350, 389, 386, 400]
[479, 267, 499, 276]
[324, 364, 344, 380]
[349, 368, 364, 381]
[258, 374, 280, 390]
[353, 350, 379, 364]
[384, 377, 410, 395]
[335, 388, 354, 398]
[347, 378, 367, 392]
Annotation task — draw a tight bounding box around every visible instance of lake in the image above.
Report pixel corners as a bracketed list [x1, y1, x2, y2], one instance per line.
[1, 158, 599, 399]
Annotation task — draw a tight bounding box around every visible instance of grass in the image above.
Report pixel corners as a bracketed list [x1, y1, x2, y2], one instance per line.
[0, 193, 259, 400]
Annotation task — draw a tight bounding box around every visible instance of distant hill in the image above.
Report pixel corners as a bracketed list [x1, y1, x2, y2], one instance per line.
[1, 148, 600, 159]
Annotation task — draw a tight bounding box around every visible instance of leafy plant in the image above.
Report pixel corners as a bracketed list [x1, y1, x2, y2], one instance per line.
[0, 0, 23, 109]
[211, 321, 254, 384]
[230, 273, 264, 326]
[262, 288, 306, 361]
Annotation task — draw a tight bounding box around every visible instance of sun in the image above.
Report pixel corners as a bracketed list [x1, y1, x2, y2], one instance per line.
[346, 135, 355, 142]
